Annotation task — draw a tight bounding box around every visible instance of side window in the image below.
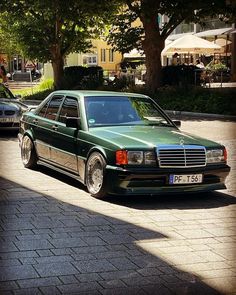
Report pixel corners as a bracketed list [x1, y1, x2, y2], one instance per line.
[44, 96, 64, 121]
[58, 96, 79, 124]
[38, 100, 50, 117]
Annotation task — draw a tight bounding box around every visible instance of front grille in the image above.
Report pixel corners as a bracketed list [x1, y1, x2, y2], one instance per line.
[157, 145, 206, 168]
[4, 110, 15, 116]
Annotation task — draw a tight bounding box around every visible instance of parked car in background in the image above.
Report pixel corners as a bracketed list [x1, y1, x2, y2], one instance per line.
[0, 83, 28, 130]
[18, 90, 230, 198]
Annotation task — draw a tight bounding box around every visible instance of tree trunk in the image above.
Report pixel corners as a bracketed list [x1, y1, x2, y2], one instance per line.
[141, 15, 165, 93]
[51, 56, 64, 90]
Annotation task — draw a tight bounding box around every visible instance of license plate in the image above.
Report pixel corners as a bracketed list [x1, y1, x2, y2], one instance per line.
[169, 174, 203, 184]
[0, 117, 15, 123]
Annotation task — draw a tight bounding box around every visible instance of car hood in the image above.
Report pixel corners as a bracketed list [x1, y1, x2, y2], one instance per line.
[0, 100, 28, 111]
[88, 125, 222, 149]
[0, 101, 21, 111]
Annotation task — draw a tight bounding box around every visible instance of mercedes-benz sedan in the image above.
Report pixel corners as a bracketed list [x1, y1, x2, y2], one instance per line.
[18, 91, 230, 198]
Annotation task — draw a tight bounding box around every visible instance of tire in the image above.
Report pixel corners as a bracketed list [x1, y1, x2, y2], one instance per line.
[85, 152, 108, 199]
[21, 135, 38, 169]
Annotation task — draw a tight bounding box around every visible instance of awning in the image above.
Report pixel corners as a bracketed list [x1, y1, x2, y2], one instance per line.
[167, 32, 194, 41]
[195, 27, 232, 37]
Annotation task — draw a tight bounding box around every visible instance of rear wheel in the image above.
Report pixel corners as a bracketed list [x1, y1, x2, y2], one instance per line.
[21, 135, 38, 168]
[85, 152, 108, 199]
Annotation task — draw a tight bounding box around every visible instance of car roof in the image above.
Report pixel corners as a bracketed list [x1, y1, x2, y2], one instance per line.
[51, 90, 149, 99]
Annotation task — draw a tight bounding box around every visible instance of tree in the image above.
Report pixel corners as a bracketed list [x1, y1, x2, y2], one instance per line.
[107, 0, 233, 92]
[0, 0, 120, 89]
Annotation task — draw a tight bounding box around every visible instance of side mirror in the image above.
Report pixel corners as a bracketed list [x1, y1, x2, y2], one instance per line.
[66, 117, 81, 129]
[173, 120, 181, 127]
[15, 94, 22, 100]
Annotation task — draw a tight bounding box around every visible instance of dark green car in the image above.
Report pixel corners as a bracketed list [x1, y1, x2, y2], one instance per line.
[18, 90, 230, 198]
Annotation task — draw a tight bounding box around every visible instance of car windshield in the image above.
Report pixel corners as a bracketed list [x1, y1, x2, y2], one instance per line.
[0, 84, 15, 100]
[85, 96, 174, 127]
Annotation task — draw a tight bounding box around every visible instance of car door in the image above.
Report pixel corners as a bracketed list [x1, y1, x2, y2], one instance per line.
[33, 95, 64, 161]
[50, 95, 80, 173]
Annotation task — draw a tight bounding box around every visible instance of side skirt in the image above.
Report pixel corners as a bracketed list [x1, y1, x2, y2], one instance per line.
[37, 159, 85, 185]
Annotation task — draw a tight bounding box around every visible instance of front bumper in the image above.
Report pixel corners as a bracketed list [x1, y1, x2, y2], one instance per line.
[106, 164, 230, 195]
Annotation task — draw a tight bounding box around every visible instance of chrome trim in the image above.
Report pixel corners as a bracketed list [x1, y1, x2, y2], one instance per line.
[156, 145, 206, 168]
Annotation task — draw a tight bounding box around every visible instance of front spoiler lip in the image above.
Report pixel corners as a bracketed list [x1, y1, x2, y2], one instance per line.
[106, 164, 231, 174]
[106, 164, 230, 195]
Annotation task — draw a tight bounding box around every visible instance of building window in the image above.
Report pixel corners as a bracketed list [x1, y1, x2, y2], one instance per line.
[101, 49, 106, 62]
[87, 56, 97, 65]
[109, 49, 114, 62]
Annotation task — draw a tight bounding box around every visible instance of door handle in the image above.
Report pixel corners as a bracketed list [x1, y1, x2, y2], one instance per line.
[52, 125, 58, 131]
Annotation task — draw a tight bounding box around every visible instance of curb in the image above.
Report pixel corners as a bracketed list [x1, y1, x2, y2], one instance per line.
[166, 110, 236, 121]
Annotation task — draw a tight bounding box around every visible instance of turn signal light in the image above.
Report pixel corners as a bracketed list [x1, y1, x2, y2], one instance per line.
[116, 150, 128, 165]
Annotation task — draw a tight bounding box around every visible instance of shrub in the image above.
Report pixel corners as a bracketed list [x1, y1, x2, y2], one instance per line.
[62, 66, 104, 89]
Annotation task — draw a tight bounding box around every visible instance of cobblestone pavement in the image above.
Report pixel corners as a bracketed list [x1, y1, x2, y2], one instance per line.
[0, 120, 235, 295]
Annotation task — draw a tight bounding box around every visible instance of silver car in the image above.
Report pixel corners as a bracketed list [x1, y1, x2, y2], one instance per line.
[0, 84, 28, 130]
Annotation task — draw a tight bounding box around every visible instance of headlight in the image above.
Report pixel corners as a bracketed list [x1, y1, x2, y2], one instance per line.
[116, 150, 156, 165]
[206, 148, 227, 164]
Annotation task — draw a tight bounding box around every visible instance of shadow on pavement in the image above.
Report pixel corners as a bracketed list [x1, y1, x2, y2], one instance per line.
[0, 176, 223, 294]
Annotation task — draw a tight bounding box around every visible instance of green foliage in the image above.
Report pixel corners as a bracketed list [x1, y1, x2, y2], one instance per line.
[0, 0, 121, 88]
[38, 79, 54, 91]
[21, 81, 236, 116]
[22, 89, 53, 101]
[12, 78, 54, 98]
[123, 85, 236, 116]
[61, 66, 104, 89]
[106, 8, 144, 55]
[206, 61, 228, 73]
[106, 0, 233, 91]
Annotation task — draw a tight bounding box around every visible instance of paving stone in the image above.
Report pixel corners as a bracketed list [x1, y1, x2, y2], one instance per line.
[75, 273, 102, 283]
[19, 257, 37, 265]
[0, 281, 19, 291]
[0, 241, 19, 252]
[99, 279, 127, 289]
[36, 249, 54, 257]
[0, 265, 39, 281]
[16, 234, 50, 241]
[57, 282, 101, 293]
[13, 288, 42, 295]
[73, 259, 117, 273]
[109, 257, 138, 270]
[35, 255, 73, 264]
[59, 275, 79, 284]
[49, 237, 87, 248]
[100, 270, 141, 280]
[1, 221, 35, 231]
[101, 286, 147, 295]
[14, 239, 53, 251]
[0, 250, 39, 260]
[17, 277, 61, 288]
[80, 236, 107, 246]
[33, 262, 78, 277]
[39, 286, 61, 295]
[72, 246, 107, 254]
[0, 258, 21, 267]
[50, 248, 75, 256]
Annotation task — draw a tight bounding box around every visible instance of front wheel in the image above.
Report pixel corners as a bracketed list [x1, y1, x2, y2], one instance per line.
[21, 135, 38, 169]
[85, 152, 108, 199]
